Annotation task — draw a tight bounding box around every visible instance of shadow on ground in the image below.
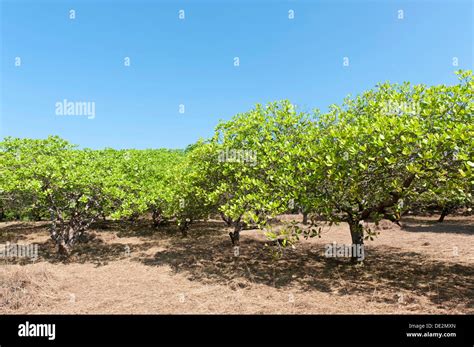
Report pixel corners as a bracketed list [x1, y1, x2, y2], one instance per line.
[0, 222, 49, 243]
[140, 234, 474, 309]
[1, 218, 473, 310]
[401, 216, 474, 235]
[0, 220, 224, 266]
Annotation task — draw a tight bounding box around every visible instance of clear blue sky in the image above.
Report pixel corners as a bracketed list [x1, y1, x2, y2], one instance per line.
[1, 0, 472, 149]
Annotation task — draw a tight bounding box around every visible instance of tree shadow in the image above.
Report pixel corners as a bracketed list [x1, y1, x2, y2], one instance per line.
[101, 219, 225, 239]
[140, 235, 474, 309]
[0, 222, 50, 243]
[0, 237, 154, 266]
[401, 216, 474, 235]
[0, 220, 227, 266]
[2, 219, 472, 310]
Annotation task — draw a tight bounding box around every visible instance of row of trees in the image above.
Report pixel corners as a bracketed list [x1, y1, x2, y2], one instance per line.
[1, 70, 473, 259]
[0, 139, 185, 255]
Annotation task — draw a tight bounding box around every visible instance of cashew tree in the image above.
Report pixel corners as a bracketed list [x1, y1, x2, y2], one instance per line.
[0, 137, 114, 255]
[202, 100, 316, 249]
[303, 70, 473, 261]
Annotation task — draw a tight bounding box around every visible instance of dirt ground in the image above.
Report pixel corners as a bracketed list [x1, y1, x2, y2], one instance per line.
[0, 215, 473, 314]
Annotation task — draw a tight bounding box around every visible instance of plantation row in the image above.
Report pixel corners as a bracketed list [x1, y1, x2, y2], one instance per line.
[1, 70, 473, 259]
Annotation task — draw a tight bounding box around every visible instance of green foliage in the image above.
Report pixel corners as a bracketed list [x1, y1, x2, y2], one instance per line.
[1, 70, 472, 259]
[304, 70, 473, 229]
[0, 137, 185, 254]
[209, 100, 315, 227]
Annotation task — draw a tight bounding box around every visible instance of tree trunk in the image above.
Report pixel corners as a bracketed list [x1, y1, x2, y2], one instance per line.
[179, 219, 190, 237]
[438, 207, 450, 223]
[58, 241, 71, 257]
[128, 213, 139, 225]
[302, 212, 308, 225]
[152, 209, 164, 228]
[220, 212, 233, 227]
[53, 223, 80, 258]
[349, 219, 364, 263]
[229, 221, 242, 246]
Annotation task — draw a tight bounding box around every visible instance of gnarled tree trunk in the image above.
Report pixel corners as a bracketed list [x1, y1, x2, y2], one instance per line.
[179, 218, 191, 237]
[152, 208, 164, 228]
[348, 219, 364, 263]
[229, 218, 243, 247]
[220, 212, 233, 227]
[438, 206, 452, 223]
[55, 225, 76, 257]
[57, 239, 72, 257]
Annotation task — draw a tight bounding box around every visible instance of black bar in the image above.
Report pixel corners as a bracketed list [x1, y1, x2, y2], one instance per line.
[0, 314, 472, 345]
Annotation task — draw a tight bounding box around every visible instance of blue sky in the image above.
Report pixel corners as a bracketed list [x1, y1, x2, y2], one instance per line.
[1, 0, 472, 149]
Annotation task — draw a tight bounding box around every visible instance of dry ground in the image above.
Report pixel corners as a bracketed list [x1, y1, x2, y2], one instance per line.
[0, 215, 473, 314]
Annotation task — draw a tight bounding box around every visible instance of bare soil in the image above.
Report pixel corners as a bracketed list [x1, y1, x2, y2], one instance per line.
[0, 215, 473, 314]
